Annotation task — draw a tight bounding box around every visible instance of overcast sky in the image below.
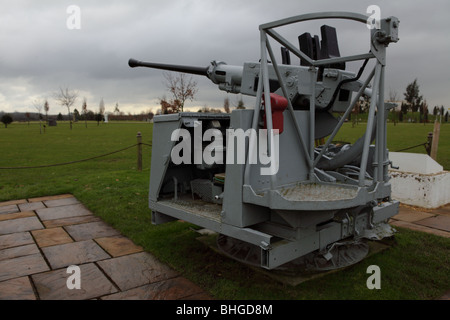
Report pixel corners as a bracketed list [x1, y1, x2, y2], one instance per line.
[1, 0, 449, 116]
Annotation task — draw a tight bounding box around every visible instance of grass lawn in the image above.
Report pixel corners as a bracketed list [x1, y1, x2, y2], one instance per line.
[0, 120, 449, 300]
[334, 121, 450, 170]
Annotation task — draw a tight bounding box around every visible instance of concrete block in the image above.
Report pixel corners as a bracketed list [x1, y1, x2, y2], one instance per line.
[389, 152, 450, 208]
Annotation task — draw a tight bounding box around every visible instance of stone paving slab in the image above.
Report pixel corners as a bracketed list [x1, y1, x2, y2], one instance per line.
[434, 204, 450, 216]
[42, 239, 111, 269]
[0, 216, 44, 235]
[0, 243, 40, 261]
[0, 253, 50, 282]
[0, 199, 27, 207]
[27, 194, 74, 203]
[0, 277, 36, 300]
[42, 215, 101, 228]
[32, 263, 118, 300]
[18, 201, 46, 212]
[393, 208, 436, 222]
[36, 203, 92, 221]
[43, 197, 80, 208]
[0, 210, 35, 222]
[95, 236, 143, 257]
[0, 232, 35, 250]
[64, 221, 120, 241]
[31, 227, 73, 248]
[101, 276, 207, 300]
[390, 220, 450, 238]
[415, 215, 450, 232]
[97, 252, 179, 291]
[0, 204, 19, 215]
[391, 204, 450, 238]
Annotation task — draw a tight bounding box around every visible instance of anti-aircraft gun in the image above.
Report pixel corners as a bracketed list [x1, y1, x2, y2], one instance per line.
[129, 12, 400, 270]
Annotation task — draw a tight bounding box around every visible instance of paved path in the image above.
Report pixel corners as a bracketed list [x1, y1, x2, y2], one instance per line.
[389, 203, 450, 238]
[0, 194, 449, 300]
[0, 194, 210, 300]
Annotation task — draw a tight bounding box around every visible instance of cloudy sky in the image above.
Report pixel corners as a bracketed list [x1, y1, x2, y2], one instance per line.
[1, 0, 449, 116]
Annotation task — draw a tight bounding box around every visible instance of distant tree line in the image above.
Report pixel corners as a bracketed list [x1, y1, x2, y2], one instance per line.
[349, 78, 448, 125]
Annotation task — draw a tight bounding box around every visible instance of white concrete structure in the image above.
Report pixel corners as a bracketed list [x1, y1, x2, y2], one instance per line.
[388, 152, 450, 208]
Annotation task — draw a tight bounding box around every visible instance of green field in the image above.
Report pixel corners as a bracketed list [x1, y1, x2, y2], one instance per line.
[334, 122, 450, 170]
[1, 121, 449, 300]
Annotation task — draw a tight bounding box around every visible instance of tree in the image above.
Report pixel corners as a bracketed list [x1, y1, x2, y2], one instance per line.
[163, 72, 198, 112]
[1, 114, 13, 128]
[388, 88, 399, 125]
[95, 113, 103, 126]
[159, 97, 180, 114]
[44, 100, 50, 123]
[224, 97, 231, 113]
[400, 102, 408, 114]
[420, 100, 428, 124]
[404, 79, 423, 113]
[236, 98, 245, 109]
[73, 108, 81, 121]
[99, 98, 105, 116]
[33, 100, 43, 134]
[82, 98, 88, 128]
[388, 87, 398, 102]
[55, 87, 78, 130]
[113, 103, 120, 115]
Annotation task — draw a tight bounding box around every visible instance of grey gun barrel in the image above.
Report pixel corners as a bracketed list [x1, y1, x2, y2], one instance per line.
[128, 58, 209, 77]
[129, 58, 244, 94]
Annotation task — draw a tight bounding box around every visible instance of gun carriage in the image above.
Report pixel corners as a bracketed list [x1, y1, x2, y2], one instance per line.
[129, 12, 400, 270]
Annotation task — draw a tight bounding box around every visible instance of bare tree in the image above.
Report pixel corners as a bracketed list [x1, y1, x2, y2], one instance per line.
[97, 98, 105, 125]
[44, 100, 50, 123]
[33, 100, 43, 134]
[163, 72, 198, 112]
[388, 88, 399, 126]
[99, 98, 105, 115]
[55, 87, 78, 129]
[388, 87, 398, 102]
[224, 97, 231, 113]
[82, 97, 88, 128]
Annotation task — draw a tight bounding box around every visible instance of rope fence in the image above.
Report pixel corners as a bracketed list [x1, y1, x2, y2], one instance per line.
[0, 130, 432, 171]
[0, 132, 152, 171]
[394, 142, 428, 153]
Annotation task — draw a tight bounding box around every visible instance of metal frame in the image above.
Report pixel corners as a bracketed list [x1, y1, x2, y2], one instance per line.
[249, 11, 395, 187]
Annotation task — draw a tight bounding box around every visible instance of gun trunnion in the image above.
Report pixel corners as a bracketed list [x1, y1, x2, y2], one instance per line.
[129, 12, 400, 270]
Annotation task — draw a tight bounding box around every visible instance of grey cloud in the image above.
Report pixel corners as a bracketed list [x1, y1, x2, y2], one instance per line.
[0, 0, 449, 115]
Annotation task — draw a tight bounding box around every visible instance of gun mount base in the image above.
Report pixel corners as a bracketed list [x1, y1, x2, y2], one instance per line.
[217, 234, 370, 272]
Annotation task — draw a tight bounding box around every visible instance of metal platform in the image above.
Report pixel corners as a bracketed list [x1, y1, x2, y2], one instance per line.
[243, 182, 374, 211]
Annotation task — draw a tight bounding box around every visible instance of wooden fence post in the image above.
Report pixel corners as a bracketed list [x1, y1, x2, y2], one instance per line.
[430, 120, 440, 161]
[137, 132, 142, 171]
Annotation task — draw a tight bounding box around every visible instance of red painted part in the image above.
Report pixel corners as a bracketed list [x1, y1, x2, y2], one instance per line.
[263, 93, 288, 134]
